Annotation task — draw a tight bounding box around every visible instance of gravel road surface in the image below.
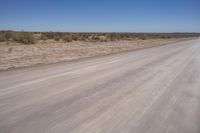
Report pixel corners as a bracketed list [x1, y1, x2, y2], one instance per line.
[0, 39, 200, 133]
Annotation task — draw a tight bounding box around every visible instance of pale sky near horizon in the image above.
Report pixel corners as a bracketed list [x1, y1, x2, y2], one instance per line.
[0, 0, 200, 32]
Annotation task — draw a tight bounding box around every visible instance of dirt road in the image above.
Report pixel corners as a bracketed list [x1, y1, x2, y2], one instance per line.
[0, 39, 200, 133]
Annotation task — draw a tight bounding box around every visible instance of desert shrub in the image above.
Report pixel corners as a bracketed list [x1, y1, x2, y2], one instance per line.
[79, 34, 86, 41]
[98, 36, 107, 42]
[54, 34, 61, 41]
[138, 35, 147, 40]
[54, 32, 65, 41]
[0, 34, 6, 42]
[104, 34, 111, 41]
[90, 35, 99, 41]
[79, 33, 91, 41]
[72, 34, 79, 41]
[40, 32, 55, 40]
[40, 33, 49, 40]
[13, 32, 35, 44]
[1, 31, 200, 44]
[113, 34, 121, 40]
[160, 35, 171, 39]
[63, 35, 73, 42]
[2, 32, 14, 41]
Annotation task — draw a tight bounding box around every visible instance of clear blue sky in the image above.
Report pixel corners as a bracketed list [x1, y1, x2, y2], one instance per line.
[0, 0, 199, 32]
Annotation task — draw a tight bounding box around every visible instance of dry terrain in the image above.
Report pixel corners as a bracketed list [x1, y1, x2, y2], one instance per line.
[0, 38, 195, 70]
[0, 39, 200, 133]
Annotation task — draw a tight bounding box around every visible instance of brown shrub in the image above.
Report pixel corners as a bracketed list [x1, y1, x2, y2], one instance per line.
[63, 35, 73, 42]
[13, 32, 36, 44]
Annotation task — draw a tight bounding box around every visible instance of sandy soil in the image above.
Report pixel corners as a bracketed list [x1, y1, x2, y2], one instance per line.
[0, 38, 193, 70]
[0, 39, 200, 133]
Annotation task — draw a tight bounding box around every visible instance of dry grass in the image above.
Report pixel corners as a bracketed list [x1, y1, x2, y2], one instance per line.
[0, 31, 199, 44]
[0, 38, 195, 70]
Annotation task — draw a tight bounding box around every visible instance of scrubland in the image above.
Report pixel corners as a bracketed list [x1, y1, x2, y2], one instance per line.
[0, 31, 199, 70]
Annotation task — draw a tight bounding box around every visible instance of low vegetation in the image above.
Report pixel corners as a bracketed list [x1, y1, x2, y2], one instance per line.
[0, 31, 199, 44]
